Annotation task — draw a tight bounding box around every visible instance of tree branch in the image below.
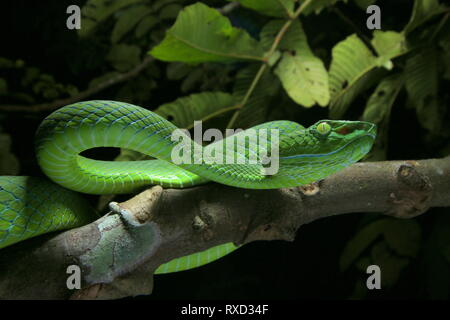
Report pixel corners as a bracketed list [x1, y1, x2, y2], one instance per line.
[0, 157, 449, 299]
[0, 56, 154, 113]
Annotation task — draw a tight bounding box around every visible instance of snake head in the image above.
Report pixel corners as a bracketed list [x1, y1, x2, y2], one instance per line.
[306, 120, 377, 159]
[278, 120, 377, 172]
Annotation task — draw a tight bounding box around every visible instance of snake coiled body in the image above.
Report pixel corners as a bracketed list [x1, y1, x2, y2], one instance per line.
[0, 100, 376, 274]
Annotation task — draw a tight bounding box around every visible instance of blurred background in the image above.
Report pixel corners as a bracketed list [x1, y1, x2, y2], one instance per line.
[0, 0, 449, 299]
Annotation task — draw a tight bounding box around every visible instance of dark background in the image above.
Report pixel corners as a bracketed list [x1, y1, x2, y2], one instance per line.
[0, 0, 449, 300]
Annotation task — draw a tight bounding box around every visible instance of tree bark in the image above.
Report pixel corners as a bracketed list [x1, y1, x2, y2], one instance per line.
[0, 157, 449, 299]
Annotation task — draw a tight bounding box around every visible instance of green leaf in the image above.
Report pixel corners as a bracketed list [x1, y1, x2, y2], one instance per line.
[353, 0, 377, 10]
[339, 219, 389, 271]
[302, 0, 348, 15]
[0, 78, 7, 95]
[149, 3, 264, 63]
[443, 245, 450, 264]
[88, 72, 120, 89]
[362, 74, 404, 125]
[0, 134, 20, 175]
[43, 88, 59, 100]
[151, 0, 187, 12]
[276, 52, 330, 107]
[111, 5, 153, 43]
[227, 0, 295, 18]
[384, 220, 422, 258]
[267, 51, 282, 66]
[10, 93, 34, 104]
[166, 62, 193, 80]
[348, 275, 370, 299]
[0, 57, 15, 69]
[342, 218, 419, 289]
[370, 241, 410, 288]
[154, 92, 237, 128]
[116, 148, 151, 161]
[21, 67, 40, 86]
[107, 44, 141, 72]
[232, 65, 280, 128]
[159, 3, 183, 19]
[78, 0, 145, 37]
[362, 74, 404, 161]
[259, 19, 282, 51]
[404, 0, 446, 34]
[116, 76, 156, 103]
[440, 38, 450, 80]
[181, 68, 204, 93]
[15, 59, 25, 68]
[355, 256, 372, 272]
[329, 34, 382, 118]
[273, 20, 329, 107]
[405, 47, 442, 133]
[371, 30, 408, 68]
[329, 32, 408, 118]
[424, 214, 450, 299]
[135, 15, 159, 38]
[65, 85, 79, 97]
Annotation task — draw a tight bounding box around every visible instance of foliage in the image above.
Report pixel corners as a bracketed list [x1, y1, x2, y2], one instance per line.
[272, 20, 330, 107]
[0, 58, 78, 104]
[0, 133, 19, 176]
[150, 2, 264, 63]
[154, 91, 237, 128]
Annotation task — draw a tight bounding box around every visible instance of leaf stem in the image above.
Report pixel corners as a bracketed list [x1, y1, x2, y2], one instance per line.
[267, 0, 312, 56]
[186, 103, 241, 130]
[430, 11, 450, 42]
[217, 2, 240, 15]
[275, 0, 294, 19]
[226, 64, 268, 128]
[332, 7, 372, 47]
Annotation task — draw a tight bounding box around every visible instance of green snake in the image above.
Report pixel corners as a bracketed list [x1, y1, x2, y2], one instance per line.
[0, 100, 376, 274]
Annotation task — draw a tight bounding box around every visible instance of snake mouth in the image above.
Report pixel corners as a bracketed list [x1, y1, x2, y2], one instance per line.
[330, 121, 377, 140]
[336, 122, 377, 157]
[280, 121, 377, 161]
[312, 119, 377, 140]
[357, 121, 377, 139]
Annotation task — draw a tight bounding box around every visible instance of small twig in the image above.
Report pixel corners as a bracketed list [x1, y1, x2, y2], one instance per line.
[0, 56, 155, 113]
[217, 2, 240, 15]
[332, 7, 372, 46]
[226, 64, 268, 128]
[430, 11, 450, 41]
[187, 103, 241, 130]
[275, 0, 295, 19]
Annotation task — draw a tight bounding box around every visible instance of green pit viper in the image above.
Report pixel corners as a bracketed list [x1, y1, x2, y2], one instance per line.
[0, 100, 376, 274]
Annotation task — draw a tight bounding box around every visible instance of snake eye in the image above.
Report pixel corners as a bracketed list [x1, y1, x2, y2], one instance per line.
[317, 122, 331, 135]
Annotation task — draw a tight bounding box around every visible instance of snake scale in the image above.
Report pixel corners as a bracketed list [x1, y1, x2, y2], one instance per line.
[0, 100, 376, 274]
